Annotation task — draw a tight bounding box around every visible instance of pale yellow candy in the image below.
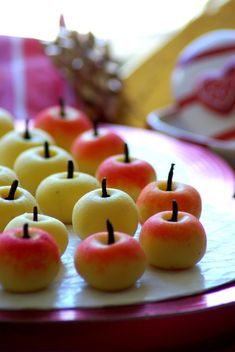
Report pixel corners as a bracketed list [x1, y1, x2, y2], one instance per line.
[72, 188, 139, 239]
[0, 185, 39, 232]
[14, 145, 77, 195]
[36, 171, 100, 224]
[0, 128, 55, 168]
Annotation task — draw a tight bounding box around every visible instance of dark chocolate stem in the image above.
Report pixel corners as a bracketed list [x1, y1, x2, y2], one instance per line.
[67, 160, 74, 178]
[169, 200, 178, 222]
[59, 97, 65, 118]
[166, 163, 175, 191]
[107, 219, 115, 245]
[33, 206, 38, 221]
[124, 143, 130, 163]
[44, 141, 50, 158]
[93, 118, 99, 137]
[101, 177, 110, 198]
[5, 180, 18, 200]
[24, 119, 31, 139]
[23, 223, 30, 239]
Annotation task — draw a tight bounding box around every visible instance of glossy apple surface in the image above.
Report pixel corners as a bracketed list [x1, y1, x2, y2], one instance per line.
[96, 152, 156, 201]
[14, 144, 77, 195]
[139, 208, 207, 269]
[0, 128, 55, 168]
[36, 167, 100, 224]
[0, 108, 14, 137]
[5, 211, 69, 256]
[136, 180, 202, 224]
[0, 182, 39, 231]
[34, 104, 92, 151]
[0, 226, 60, 292]
[74, 229, 146, 291]
[71, 127, 124, 175]
[72, 183, 139, 239]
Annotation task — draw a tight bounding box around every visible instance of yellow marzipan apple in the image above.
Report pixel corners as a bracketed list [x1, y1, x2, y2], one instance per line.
[72, 178, 139, 239]
[0, 127, 55, 168]
[0, 180, 39, 231]
[14, 143, 77, 195]
[36, 161, 100, 224]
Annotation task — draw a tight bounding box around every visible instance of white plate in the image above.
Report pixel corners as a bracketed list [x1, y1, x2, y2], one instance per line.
[147, 105, 235, 169]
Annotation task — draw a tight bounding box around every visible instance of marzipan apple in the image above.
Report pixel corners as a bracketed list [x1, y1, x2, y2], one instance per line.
[0, 223, 60, 292]
[0, 119, 55, 168]
[14, 142, 77, 195]
[72, 177, 139, 239]
[74, 220, 146, 291]
[136, 163, 202, 224]
[139, 200, 207, 269]
[34, 98, 92, 150]
[36, 160, 100, 223]
[96, 143, 156, 201]
[0, 180, 39, 231]
[5, 206, 69, 256]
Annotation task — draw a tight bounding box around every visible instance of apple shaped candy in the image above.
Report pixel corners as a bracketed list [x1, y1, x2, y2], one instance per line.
[36, 160, 100, 224]
[139, 200, 207, 269]
[0, 165, 18, 186]
[71, 119, 125, 175]
[96, 143, 157, 201]
[0, 107, 14, 137]
[74, 220, 146, 291]
[136, 163, 202, 224]
[14, 141, 77, 195]
[5, 206, 68, 256]
[0, 180, 39, 231]
[0, 223, 60, 292]
[0, 119, 55, 168]
[33, 98, 92, 151]
[72, 177, 139, 239]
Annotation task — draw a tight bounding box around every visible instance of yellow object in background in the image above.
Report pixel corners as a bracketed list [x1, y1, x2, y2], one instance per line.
[123, 0, 235, 128]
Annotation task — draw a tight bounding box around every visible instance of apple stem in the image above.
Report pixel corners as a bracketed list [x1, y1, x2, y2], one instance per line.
[106, 220, 115, 245]
[67, 160, 74, 178]
[166, 163, 175, 191]
[169, 200, 178, 222]
[33, 206, 38, 221]
[5, 180, 18, 200]
[23, 223, 30, 239]
[101, 177, 110, 198]
[59, 97, 66, 118]
[124, 143, 130, 163]
[24, 119, 31, 139]
[44, 141, 50, 158]
[93, 118, 99, 137]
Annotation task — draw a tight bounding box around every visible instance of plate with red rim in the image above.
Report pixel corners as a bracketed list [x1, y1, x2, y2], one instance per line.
[1, 124, 235, 351]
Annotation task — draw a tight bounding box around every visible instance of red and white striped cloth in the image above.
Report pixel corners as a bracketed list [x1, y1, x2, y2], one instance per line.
[0, 35, 78, 120]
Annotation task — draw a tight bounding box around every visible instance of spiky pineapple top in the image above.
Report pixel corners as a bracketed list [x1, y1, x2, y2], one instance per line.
[44, 27, 128, 123]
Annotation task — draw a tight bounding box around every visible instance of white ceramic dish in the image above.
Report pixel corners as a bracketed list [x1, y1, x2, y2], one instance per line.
[147, 105, 235, 169]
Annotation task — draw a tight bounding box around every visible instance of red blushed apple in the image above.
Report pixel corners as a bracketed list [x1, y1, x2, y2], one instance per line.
[96, 143, 157, 201]
[139, 200, 207, 269]
[71, 122, 125, 175]
[74, 220, 146, 291]
[34, 99, 92, 151]
[136, 163, 202, 224]
[0, 224, 60, 292]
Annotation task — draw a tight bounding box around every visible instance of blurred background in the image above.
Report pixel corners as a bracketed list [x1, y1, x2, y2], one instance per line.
[0, 0, 210, 68]
[0, 0, 232, 128]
